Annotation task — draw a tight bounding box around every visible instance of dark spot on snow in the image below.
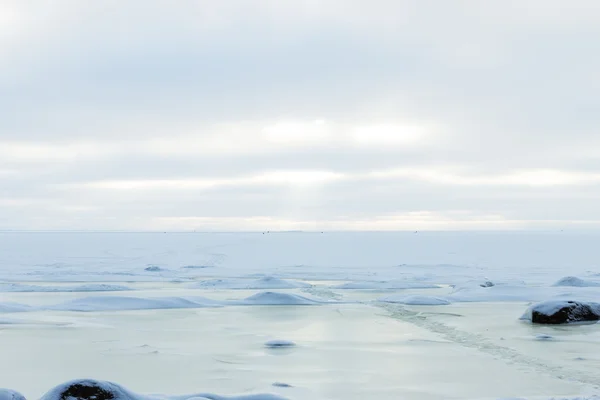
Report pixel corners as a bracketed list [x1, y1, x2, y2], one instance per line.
[144, 266, 163, 272]
[265, 340, 296, 349]
[480, 281, 495, 288]
[272, 382, 293, 388]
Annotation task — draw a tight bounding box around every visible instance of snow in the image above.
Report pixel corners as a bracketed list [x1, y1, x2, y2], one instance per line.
[38, 380, 289, 400]
[47, 296, 222, 312]
[190, 276, 311, 290]
[0, 389, 25, 400]
[239, 292, 322, 306]
[553, 276, 600, 287]
[2, 232, 600, 399]
[0, 302, 33, 313]
[378, 295, 451, 305]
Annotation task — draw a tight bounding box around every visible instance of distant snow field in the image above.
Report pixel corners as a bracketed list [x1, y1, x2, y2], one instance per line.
[0, 232, 599, 400]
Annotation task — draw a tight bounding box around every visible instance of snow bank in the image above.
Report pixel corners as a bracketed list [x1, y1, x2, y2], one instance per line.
[240, 292, 321, 305]
[39, 379, 289, 400]
[0, 283, 132, 292]
[378, 295, 451, 305]
[47, 296, 222, 312]
[331, 280, 440, 290]
[190, 276, 311, 290]
[0, 389, 25, 400]
[553, 276, 600, 287]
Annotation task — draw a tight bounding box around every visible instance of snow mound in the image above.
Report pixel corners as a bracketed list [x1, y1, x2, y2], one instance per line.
[241, 292, 321, 305]
[191, 276, 311, 290]
[0, 283, 132, 292]
[378, 295, 451, 305]
[48, 296, 222, 312]
[332, 280, 440, 290]
[0, 389, 25, 400]
[521, 300, 600, 324]
[264, 340, 296, 348]
[39, 379, 289, 400]
[553, 276, 600, 287]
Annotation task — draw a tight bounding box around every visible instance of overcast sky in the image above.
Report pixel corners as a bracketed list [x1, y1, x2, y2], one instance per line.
[1, 1, 599, 231]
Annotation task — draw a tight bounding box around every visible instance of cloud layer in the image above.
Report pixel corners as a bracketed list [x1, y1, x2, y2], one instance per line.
[1, 1, 600, 230]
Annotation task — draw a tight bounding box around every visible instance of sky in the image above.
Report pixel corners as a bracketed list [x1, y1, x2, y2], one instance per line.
[1, 0, 599, 231]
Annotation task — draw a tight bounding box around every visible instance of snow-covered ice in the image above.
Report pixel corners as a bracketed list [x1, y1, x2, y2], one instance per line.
[190, 276, 311, 290]
[0, 283, 132, 292]
[331, 280, 440, 290]
[239, 292, 322, 306]
[1, 231, 600, 400]
[377, 295, 451, 305]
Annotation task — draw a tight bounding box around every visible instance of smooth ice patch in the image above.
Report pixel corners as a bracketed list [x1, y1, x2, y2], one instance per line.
[378, 295, 451, 305]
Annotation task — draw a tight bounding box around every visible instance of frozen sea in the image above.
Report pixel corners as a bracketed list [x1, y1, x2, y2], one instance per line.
[1, 231, 600, 400]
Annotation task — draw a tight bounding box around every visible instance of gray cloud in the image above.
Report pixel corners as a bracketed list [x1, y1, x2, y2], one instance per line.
[1, 0, 600, 230]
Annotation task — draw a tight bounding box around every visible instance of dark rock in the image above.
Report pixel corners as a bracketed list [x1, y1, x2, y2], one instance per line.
[524, 300, 600, 324]
[480, 281, 495, 288]
[41, 380, 134, 400]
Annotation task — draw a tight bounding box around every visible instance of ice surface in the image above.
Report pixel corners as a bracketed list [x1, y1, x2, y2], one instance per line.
[0, 283, 132, 292]
[190, 276, 311, 290]
[448, 284, 600, 303]
[47, 296, 223, 312]
[1, 232, 600, 399]
[38, 379, 289, 400]
[0, 302, 33, 313]
[378, 295, 451, 305]
[331, 280, 440, 289]
[239, 292, 322, 306]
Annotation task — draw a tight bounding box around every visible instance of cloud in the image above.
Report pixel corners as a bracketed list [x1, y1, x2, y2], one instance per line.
[1, 1, 599, 230]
